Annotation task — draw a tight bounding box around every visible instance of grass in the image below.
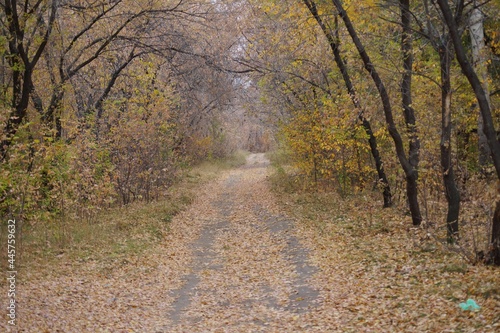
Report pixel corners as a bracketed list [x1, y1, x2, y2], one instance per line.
[193, 149, 249, 178]
[0, 151, 249, 285]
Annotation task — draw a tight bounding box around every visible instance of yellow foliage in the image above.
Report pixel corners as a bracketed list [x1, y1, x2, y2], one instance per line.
[281, 91, 374, 194]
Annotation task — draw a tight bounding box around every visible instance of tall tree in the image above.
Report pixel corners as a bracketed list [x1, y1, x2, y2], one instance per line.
[469, 0, 492, 166]
[302, 0, 392, 207]
[436, 0, 500, 264]
[37, 0, 187, 138]
[331, 0, 422, 225]
[399, 0, 421, 224]
[419, 0, 462, 240]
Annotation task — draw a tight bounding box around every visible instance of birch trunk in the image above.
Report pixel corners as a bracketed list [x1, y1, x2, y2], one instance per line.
[469, 4, 492, 166]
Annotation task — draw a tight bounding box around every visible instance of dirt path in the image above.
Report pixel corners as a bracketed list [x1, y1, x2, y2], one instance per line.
[166, 153, 321, 331]
[9, 153, 500, 332]
[11, 153, 326, 332]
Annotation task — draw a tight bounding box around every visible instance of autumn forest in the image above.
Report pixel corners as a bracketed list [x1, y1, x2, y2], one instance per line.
[1, 0, 500, 331]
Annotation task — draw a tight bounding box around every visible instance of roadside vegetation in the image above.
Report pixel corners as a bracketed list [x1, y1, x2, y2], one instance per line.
[268, 150, 500, 331]
[0, 152, 248, 287]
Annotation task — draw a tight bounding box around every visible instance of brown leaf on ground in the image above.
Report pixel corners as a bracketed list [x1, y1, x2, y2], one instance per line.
[2, 154, 499, 332]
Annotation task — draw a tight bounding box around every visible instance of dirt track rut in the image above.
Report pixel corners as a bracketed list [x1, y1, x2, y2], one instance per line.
[165, 153, 322, 332]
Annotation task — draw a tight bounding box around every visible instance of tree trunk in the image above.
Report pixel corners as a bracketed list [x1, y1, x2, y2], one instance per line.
[362, 118, 392, 207]
[436, 0, 500, 264]
[303, 0, 392, 207]
[1, 0, 57, 160]
[400, 0, 422, 226]
[469, 3, 492, 166]
[331, 0, 421, 223]
[439, 41, 460, 241]
[1, 69, 34, 161]
[489, 195, 500, 265]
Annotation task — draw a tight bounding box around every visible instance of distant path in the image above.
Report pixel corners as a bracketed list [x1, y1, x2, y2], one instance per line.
[166, 153, 321, 332]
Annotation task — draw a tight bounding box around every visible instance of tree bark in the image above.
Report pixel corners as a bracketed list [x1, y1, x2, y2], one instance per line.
[303, 0, 392, 207]
[400, 0, 422, 226]
[439, 41, 460, 241]
[331, 0, 421, 224]
[469, 3, 492, 166]
[489, 196, 500, 265]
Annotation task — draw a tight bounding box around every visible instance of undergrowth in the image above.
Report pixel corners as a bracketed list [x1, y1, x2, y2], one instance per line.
[0, 151, 249, 285]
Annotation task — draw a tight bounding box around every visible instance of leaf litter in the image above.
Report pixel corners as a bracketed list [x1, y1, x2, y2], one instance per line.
[2, 153, 499, 332]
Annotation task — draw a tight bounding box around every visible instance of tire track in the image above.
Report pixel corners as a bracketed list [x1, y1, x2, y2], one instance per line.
[167, 154, 322, 332]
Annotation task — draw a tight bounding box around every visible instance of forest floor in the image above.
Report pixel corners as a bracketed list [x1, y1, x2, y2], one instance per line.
[2, 153, 500, 332]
